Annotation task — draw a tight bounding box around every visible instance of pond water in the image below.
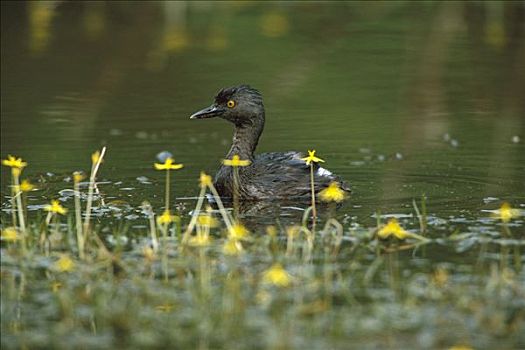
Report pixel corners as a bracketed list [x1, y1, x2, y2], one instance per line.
[1, 2, 524, 349]
[2, 2, 525, 217]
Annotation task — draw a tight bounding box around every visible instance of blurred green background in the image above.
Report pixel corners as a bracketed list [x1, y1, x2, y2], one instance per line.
[1, 1, 524, 220]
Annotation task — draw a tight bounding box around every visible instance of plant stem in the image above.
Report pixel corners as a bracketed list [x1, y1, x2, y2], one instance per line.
[10, 184, 17, 227]
[309, 164, 317, 229]
[165, 169, 170, 212]
[182, 186, 206, 244]
[142, 202, 158, 252]
[233, 167, 240, 219]
[74, 180, 85, 260]
[208, 183, 234, 230]
[83, 147, 106, 244]
[13, 171, 27, 256]
[160, 223, 169, 282]
[12, 173, 26, 234]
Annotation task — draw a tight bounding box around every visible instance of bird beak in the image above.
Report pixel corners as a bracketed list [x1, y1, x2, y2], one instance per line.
[190, 105, 224, 119]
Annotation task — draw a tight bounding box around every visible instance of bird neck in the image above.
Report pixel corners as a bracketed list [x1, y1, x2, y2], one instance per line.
[226, 113, 265, 161]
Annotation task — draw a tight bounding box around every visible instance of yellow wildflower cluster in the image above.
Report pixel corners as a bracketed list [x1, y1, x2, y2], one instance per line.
[2, 155, 27, 169]
[222, 154, 251, 167]
[54, 255, 75, 272]
[73, 171, 86, 183]
[197, 213, 219, 228]
[493, 202, 521, 223]
[223, 239, 243, 256]
[188, 234, 212, 247]
[448, 345, 474, 350]
[301, 150, 324, 166]
[377, 218, 409, 239]
[20, 180, 34, 192]
[266, 225, 278, 237]
[199, 171, 213, 188]
[219, 222, 250, 255]
[45, 200, 68, 215]
[91, 150, 102, 165]
[2, 155, 27, 177]
[262, 263, 291, 287]
[1, 227, 19, 242]
[228, 223, 249, 240]
[286, 225, 300, 238]
[318, 182, 346, 203]
[154, 157, 184, 171]
[157, 210, 175, 225]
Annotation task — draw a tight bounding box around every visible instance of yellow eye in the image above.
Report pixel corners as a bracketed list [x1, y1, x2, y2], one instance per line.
[227, 100, 236, 108]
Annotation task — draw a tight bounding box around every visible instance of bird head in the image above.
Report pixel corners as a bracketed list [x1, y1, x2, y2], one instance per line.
[190, 85, 264, 127]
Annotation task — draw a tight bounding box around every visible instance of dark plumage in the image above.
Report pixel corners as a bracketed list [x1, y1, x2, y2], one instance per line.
[190, 85, 350, 201]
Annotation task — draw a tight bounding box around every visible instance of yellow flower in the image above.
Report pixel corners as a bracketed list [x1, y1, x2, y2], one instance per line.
[199, 171, 213, 188]
[188, 234, 212, 247]
[1, 227, 19, 242]
[318, 182, 346, 203]
[377, 218, 409, 239]
[51, 281, 62, 293]
[228, 223, 249, 240]
[262, 263, 291, 287]
[197, 214, 219, 228]
[222, 154, 251, 167]
[91, 151, 100, 164]
[91, 150, 103, 165]
[45, 200, 68, 215]
[73, 171, 86, 183]
[155, 303, 174, 313]
[448, 345, 473, 350]
[157, 210, 174, 225]
[493, 202, 521, 223]
[20, 180, 35, 192]
[286, 225, 300, 238]
[266, 225, 277, 237]
[301, 150, 324, 166]
[54, 255, 75, 272]
[2, 155, 27, 169]
[154, 157, 183, 170]
[223, 239, 243, 256]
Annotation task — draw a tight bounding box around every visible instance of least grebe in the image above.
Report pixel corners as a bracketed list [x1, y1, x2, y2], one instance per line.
[190, 85, 350, 201]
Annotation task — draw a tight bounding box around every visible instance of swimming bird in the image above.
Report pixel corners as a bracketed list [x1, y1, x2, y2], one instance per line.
[190, 85, 350, 201]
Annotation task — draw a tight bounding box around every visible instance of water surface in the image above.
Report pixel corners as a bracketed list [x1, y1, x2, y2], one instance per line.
[1, 2, 524, 349]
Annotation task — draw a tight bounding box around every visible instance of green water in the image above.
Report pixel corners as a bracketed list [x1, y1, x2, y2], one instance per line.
[1, 2, 525, 349]
[3, 1, 524, 211]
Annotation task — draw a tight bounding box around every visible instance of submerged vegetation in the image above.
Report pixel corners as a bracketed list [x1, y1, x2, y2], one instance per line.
[1, 149, 524, 349]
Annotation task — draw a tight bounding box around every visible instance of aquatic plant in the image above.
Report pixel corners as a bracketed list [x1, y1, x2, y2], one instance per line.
[153, 152, 184, 212]
[222, 154, 251, 217]
[301, 149, 324, 221]
[493, 202, 521, 223]
[19, 179, 34, 193]
[262, 263, 292, 287]
[377, 218, 427, 241]
[318, 181, 346, 203]
[0, 227, 19, 242]
[73, 171, 86, 259]
[83, 147, 106, 244]
[2, 155, 28, 235]
[182, 172, 233, 246]
[0, 149, 523, 350]
[53, 254, 75, 273]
